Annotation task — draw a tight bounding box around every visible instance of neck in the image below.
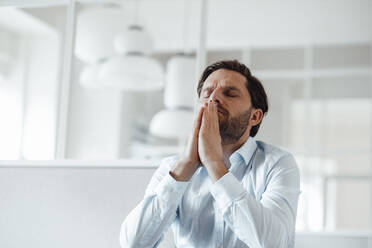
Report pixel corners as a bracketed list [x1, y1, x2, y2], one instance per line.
[221, 132, 250, 166]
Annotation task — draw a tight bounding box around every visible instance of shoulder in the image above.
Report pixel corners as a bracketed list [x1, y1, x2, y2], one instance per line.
[255, 140, 298, 172]
[255, 140, 300, 188]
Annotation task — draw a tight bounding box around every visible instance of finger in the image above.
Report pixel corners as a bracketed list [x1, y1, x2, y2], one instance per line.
[193, 105, 205, 136]
[206, 100, 214, 118]
[200, 102, 210, 131]
[206, 100, 217, 118]
[206, 101, 219, 131]
[209, 100, 217, 113]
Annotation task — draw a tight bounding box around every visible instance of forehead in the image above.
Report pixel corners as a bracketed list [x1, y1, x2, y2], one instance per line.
[202, 69, 248, 91]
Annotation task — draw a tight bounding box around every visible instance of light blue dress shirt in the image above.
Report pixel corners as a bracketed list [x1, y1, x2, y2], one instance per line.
[120, 137, 301, 248]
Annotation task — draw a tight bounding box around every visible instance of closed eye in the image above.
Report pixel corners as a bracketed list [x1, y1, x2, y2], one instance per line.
[201, 86, 241, 98]
[225, 90, 239, 97]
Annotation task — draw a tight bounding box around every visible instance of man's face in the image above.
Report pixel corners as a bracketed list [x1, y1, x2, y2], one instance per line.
[198, 69, 253, 144]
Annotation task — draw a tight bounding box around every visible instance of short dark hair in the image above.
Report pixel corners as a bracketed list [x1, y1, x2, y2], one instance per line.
[197, 59, 268, 137]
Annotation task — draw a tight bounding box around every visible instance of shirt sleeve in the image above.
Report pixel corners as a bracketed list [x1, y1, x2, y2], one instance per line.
[209, 153, 301, 248]
[119, 156, 190, 248]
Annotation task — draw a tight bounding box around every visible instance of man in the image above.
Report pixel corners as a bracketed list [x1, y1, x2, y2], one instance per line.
[120, 60, 300, 248]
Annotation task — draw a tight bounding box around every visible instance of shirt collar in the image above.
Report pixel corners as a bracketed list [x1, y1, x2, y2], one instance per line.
[229, 136, 258, 167]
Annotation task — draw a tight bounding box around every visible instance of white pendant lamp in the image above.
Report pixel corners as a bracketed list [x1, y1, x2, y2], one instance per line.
[164, 55, 196, 109]
[99, 54, 164, 91]
[75, 5, 129, 89]
[75, 6, 127, 64]
[149, 55, 196, 139]
[99, 25, 164, 91]
[150, 108, 194, 139]
[149, 0, 196, 140]
[114, 25, 153, 56]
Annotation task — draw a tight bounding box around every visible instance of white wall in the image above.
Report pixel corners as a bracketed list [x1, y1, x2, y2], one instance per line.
[0, 165, 156, 248]
[0, 165, 370, 248]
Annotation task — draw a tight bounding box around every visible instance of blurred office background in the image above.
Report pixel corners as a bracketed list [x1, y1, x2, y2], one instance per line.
[0, 0, 371, 247]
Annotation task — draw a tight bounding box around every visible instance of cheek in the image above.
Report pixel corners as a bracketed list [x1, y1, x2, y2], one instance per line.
[227, 106, 243, 118]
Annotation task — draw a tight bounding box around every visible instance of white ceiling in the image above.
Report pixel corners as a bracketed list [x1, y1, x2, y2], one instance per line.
[1, 0, 371, 51]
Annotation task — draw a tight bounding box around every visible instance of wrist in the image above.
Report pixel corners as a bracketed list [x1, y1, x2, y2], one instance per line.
[201, 157, 224, 168]
[179, 157, 200, 168]
[203, 160, 228, 183]
[170, 159, 199, 182]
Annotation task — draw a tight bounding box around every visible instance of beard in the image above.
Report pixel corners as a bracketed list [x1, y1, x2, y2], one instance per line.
[217, 106, 252, 145]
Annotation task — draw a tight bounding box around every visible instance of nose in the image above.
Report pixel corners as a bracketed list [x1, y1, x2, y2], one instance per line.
[208, 88, 222, 104]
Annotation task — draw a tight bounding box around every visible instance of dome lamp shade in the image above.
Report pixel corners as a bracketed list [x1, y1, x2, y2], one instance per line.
[75, 6, 128, 63]
[149, 109, 194, 139]
[99, 54, 164, 91]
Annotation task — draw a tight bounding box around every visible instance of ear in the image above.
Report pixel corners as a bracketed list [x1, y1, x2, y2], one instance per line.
[250, 108, 263, 127]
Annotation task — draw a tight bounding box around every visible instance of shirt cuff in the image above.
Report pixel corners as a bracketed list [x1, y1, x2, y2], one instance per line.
[154, 172, 190, 203]
[210, 172, 246, 212]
